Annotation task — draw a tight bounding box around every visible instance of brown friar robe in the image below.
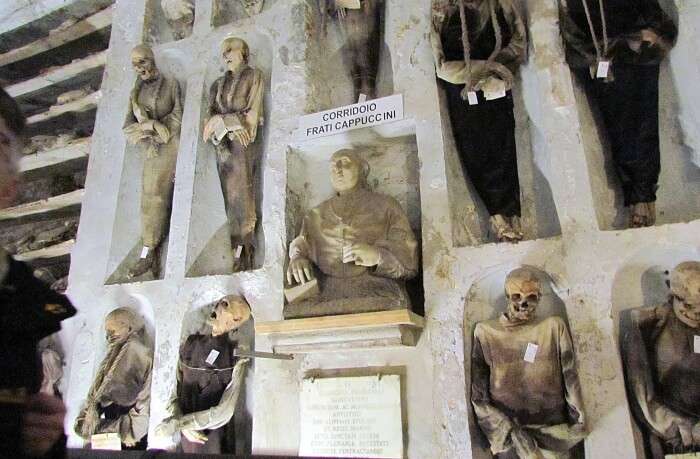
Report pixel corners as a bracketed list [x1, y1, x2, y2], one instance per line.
[620, 303, 700, 458]
[124, 74, 182, 249]
[472, 315, 586, 458]
[208, 65, 264, 243]
[74, 333, 153, 447]
[285, 187, 418, 318]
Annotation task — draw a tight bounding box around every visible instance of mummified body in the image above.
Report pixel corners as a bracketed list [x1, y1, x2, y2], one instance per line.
[204, 38, 264, 272]
[320, 0, 383, 101]
[123, 45, 183, 279]
[161, 0, 194, 40]
[620, 262, 700, 458]
[156, 296, 251, 454]
[74, 308, 152, 449]
[285, 149, 418, 319]
[471, 268, 586, 458]
[431, 0, 527, 243]
[557, 0, 677, 228]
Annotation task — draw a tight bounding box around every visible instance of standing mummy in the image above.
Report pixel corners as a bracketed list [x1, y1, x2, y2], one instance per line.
[431, 0, 527, 243]
[557, 0, 677, 228]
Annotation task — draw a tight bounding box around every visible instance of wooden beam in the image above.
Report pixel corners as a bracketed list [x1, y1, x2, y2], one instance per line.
[19, 137, 90, 174]
[6, 51, 106, 98]
[255, 309, 425, 335]
[0, 189, 84, 221]
[0, 7, 113, 67]
[14, 239, 74, 262]
[26, 90, 100, 125]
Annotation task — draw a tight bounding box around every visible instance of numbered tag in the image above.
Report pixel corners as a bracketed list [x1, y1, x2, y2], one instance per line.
[596, 60, 610, 79]
[524, 343, 539, 363]
[694, 335, 700, 354]
[205, 349, 220, 365]
[234, 245, 243, 259]
[467, 91, 479, 105]
[140, 246, 149, 259]
[91, 433, 121, 450]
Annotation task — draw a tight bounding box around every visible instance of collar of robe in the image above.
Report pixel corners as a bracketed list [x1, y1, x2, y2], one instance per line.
[499, 311, 535, 327]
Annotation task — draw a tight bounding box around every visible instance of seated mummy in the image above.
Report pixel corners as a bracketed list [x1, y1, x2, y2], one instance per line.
[620, 261, 700, 457]
[471, 267, 586, 458]
[74, 308, 152, 449]
[284, 149, 418, 319]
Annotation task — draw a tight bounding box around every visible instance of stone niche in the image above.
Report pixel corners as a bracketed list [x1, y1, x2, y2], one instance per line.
[610, 244, 700, 459]
[184, 30, 273, 278]
[144, 0, 195, 45]
[212, 0, 276, 28]
[463, 265, 584, 459]
[105, 48, 189, 284]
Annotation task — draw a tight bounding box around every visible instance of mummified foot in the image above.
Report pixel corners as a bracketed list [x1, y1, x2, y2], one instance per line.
[231, 234, 255, 273]
[127, 247, 159, 279]
[629, 202, 656, 228]
[490, 214, 523, 243]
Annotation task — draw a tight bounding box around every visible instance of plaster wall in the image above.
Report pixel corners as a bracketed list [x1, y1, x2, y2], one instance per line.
[55, 0, 700, 458]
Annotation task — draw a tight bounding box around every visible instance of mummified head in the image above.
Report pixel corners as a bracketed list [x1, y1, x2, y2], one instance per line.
[504, 267, 542, 323]
[329, 149, 370, 194]
[105, 308, 144, 344]
[221, 37, 249, 73]
[670, 261, 700, 328]
[207, 295, 252, 337]
[131, 45, 159, 81]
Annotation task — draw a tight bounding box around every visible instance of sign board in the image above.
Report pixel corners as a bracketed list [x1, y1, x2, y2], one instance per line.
[299, 375, 403, 458]
[296, 94, 404, 141]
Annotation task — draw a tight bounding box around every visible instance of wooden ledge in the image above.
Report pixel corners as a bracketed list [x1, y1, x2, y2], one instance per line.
[20, 137, 90, 175]
[0, 189, 84, 221]
[14, 239, 74, 262]
[257, 309, 424, 334]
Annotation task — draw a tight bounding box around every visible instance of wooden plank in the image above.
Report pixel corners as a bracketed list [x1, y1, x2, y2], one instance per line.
[6, 51, 106, 98]
[0, 189, 84, 221]
[0, 7, 113, 67]
[26, 90, 100, 125]
[255, 309, 425, 335]
[14, 239, 74, 261]
[20, 137, 90, 173]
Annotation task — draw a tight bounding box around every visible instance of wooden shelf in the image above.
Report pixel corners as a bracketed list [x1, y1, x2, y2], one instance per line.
[0, 189, 84, 221]
[26, 91, 100, 125]
[20, 137, 90, 174]
[256, 310, 425, 353]
[14, 239, 74, 262]
[6, 51, 107, 98]
[0, 7, 113, 67]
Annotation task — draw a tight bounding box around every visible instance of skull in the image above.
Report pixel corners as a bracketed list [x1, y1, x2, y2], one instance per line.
[105, 308, 143, 344]
[670, 261, 700, 328]
[207, 295, 252, 336]
[130, 45, 159, 81]
[221, 37, 249, 73]
[504, 267, 542, 323]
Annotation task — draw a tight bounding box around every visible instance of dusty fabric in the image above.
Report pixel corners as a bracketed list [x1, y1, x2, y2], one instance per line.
[431, 0, 526, 88]
[472, 316, 586, 458]
[124, 75, 182, 248]
[208, 66, 264, 242]
[573, 63, 660, 205]
[558, 0, 677, 68]
[74, 333, 152, 446]
[285, 188, 418, 318]
[620, 303, 700, 457]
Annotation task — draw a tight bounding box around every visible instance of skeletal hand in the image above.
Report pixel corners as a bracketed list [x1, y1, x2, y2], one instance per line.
[182, 428, 208, 444]
[475, 76, 503, 93]
[230, 127, 252, 148]
[202, 115, 223, 142]
[287, 257, 314, 285]
[343, 243, 380, 267]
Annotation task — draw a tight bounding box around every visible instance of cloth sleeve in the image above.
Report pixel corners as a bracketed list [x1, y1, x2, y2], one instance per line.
[620, 307, 695, 443]
[372, 199, 418, 280]
[289, 217, 314, 262]
[495, 0, 527, 72]
[118, 366, 152, 446]
[243, 69, 264, 143]
[161, 79, 183, 139]
[470, 325, 515, 455]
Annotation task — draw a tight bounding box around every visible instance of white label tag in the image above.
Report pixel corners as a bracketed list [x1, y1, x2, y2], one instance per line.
[694, 336, 700, 354]
[205, 349, 220, 365]
[91, 433, 122, 450]
[524, 343, 539, 363]
[234, 245, 243, 259]
[467, 91, 479, 105]
[597, 61, 610, 78]
[140, 246, 149, 259]
[484, 80, 507, 100]
[357, 93, 367, 103]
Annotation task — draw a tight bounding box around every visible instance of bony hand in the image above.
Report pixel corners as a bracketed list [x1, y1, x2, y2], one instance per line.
[640, 28, 659, 45]
[22, 393, 67, 457]
[287, 257, 314, 285]
[475, 76, 503, 94]
[182, 428, 208, 444]
[510, 426, 544, 459]
[202, 115, 223, 142]
[230, 127, 252, 148]
[155, 416, 180, 438]
[152, 121, 170, 144]
[343, 243, 380, 267]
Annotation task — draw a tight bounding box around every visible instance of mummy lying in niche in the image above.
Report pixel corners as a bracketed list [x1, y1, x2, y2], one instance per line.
[156, 295, 251, 454]
[620, 261, 700, 458]
[74, 308, 153, 450]
[471, 267, 586, 458]
[284, 149, 418, 319]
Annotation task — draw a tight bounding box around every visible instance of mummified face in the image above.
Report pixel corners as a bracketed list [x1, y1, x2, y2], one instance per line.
[207, 295, 252, 336]
[504, 268, 542, 323]
[105, 314, 132, 343]
[221, 37, 248, 73]
[330, 150, 367, 194]
[670, 261, 700, 328]
[131, 45, 159, 81]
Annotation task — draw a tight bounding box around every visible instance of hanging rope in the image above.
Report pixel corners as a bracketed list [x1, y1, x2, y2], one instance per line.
[581, 0, 609, 62]
[458, 0, 472, 93]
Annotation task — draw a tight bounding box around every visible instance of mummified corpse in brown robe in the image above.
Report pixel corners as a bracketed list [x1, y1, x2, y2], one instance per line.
[471, 268, 586, 459]
[204, 37, 264, 272]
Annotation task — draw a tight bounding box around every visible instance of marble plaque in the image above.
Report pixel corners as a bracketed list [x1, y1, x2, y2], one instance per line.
[299, 375, 403, 458]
